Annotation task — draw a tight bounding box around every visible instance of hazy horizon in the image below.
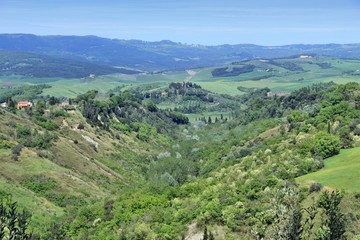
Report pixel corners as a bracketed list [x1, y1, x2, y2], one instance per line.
[2, 32, 360, 47]
[0, 0, 359, 46]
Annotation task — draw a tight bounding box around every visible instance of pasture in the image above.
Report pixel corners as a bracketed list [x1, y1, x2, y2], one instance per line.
[296, 147, 360, 193]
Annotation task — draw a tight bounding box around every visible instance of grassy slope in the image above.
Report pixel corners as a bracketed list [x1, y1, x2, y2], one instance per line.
[0, 108, 167, 233]
[296, 147, 360, 193]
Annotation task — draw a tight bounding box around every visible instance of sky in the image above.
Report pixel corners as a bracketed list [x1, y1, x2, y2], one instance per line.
[0, 0, 359, 46]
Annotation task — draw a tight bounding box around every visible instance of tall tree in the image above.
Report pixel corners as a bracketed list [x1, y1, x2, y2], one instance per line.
[203, 226, 208, 240]
[36, 99, 46, 115]
[317, 191, 346, 240]
[49, 96, 57, 106]
[6, 96, 15, 109]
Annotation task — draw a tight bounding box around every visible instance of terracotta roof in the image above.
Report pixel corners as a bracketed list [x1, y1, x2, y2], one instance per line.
[18, 102, 30, 107]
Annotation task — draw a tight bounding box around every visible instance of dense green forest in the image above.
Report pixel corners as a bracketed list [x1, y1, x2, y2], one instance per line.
[0, 80, 359, 239]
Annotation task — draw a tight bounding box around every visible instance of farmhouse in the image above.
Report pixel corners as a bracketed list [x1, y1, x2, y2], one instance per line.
[17, 101, 32, 109]
[60, 101, 69, 107]
[0, 102, 7, 108]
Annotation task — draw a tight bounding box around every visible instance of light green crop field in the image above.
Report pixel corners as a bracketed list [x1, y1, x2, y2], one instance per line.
[41, 74, 139, 97]
[296, 147, 360, 193]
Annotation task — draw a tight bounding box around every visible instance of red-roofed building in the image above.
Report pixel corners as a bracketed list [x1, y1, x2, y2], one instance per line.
[17, 101, 32, 109]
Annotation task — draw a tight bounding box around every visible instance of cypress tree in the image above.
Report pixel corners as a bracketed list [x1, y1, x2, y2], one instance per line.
[203, 226, 208, 240]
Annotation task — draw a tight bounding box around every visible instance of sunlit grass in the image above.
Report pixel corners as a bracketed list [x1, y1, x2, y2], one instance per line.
[296, 147, 360, 193]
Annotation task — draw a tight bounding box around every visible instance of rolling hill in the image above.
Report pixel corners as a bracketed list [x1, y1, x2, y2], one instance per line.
[0, 50, 141, 78]
[0, 34, 360, 71]
[1, 35, 360, 239]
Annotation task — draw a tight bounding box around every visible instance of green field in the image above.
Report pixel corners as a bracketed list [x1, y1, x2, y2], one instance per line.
[1, 56, 360, 98]
[296, 147, 360, 193]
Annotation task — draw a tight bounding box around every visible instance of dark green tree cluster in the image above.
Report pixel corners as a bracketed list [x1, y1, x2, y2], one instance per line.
[0, 85, 50, 103]
[211, 64, 255, 77]
[16, 125, 56, 149]
[79, 90, 189, 137]
[270, 190, 346, 240]
[268, 60, 304, 71]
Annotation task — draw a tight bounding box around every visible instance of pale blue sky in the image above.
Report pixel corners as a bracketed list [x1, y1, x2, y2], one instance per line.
[0, 0, 359, 45]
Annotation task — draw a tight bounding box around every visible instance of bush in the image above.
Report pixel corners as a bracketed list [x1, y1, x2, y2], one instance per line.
[34, 116, 59, 130]
[36, 150, 54, 160]
[353, 127, 360, 136]
[21, 174, 58, 193]
[0, 139, 15, 149]
[16, 125, 32, 138]
[12, 144, 23, 161]
[311, 133, 341, 159]
[112, 122, 131, 134]
[51, 109, 70, 118]
[0, 196, 34, 239]
[309, 182, 323, 193]
[287, 110, 307, 123]
[77, 123, 85, 130]
[354, 192, 360, 199]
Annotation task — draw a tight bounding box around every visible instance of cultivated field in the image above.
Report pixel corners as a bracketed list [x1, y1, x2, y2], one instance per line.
[1, 56, 360, 98]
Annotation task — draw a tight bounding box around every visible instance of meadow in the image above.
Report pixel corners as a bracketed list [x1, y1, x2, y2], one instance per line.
[296, 147, 360, 193]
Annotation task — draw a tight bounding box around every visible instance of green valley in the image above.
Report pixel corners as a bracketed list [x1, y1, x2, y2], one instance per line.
[1, 39, 360, 239]
[0, 78, 360, 239]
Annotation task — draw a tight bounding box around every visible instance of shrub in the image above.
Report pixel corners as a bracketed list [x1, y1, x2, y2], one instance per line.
[0, 139, 15, 149]
[34, 116, 59, 130]
[353, 127, 360, 136]
[16, 125, 32, 138]
[287, 110, 307, 123]
[311, 133, 340, 159]
[0, 196, 34, 238]
[12, 144, 23, 161]
[77, 123, 85, 130]
[21, 174, 58, 193]
[111, 122, 131, 134]
[354, 192, 360, 199]
[51, 109, 70, 118]
[309, 182, 323, 193]
[36, 150, 55, 160]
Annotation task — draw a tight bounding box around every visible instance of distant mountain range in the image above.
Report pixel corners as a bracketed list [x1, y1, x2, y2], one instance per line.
[0, 34, 360, 72]
[0, 50, 141, 78]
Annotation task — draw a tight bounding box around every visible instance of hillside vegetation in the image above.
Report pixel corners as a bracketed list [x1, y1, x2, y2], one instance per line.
[0, 90, 189, 236]
[1, 81, 360, 239]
